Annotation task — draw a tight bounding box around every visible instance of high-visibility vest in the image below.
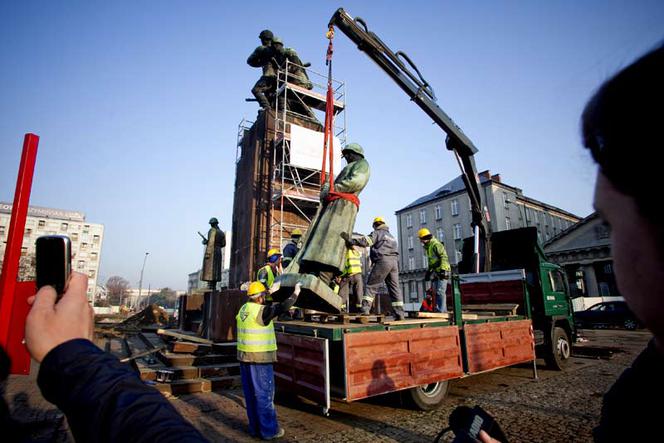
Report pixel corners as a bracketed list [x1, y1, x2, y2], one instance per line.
[257, 264, 275, 288]
[425, 238, 451, 273]
[236, 302, 277, 353]
[342, 249, 362, 277]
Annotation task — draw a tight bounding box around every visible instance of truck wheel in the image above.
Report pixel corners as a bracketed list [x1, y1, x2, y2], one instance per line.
[407, 381, 449, 410]
[545, 327, 571, 370]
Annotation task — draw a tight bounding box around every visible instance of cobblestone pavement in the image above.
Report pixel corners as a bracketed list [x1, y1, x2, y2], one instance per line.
[2, 329, 652, 442]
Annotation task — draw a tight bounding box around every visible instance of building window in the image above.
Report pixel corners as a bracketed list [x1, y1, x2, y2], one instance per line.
[421, 253, 427, 268]
[88, 270, 96, 278]
[77, 260, 85, 270]
[451, 199, 459, 216]
[409, 280, 418, 301]
[453, 223, 462, 240]
[436, 227, 444, 241]
[419, 209, 426, 224]
[408, 235, 414, 250]
[61, 222, 68, 231]
[71, 232, 79, 241]
[90, 252, 98, 261]
[24, 228, 32, 237]
[0, 226, 5, 236]
[93, 235, 100, 244]
[408, 256, 415, 271]
[38, 220, 46, 228]
[81, 242, 88, 250]
[595, 222, 610, 240]
[435, 205, 442, 220]
[503, 192, 510, 208]
[21, 247, 28, 256]
[505, 217, 511, 230]
[406, 214, 412, 228]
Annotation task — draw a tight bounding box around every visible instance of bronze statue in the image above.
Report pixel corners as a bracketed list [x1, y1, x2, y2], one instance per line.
[200, 217, 226, 287]
[272, 143, 370, 312]
[247, 29, 277, 110]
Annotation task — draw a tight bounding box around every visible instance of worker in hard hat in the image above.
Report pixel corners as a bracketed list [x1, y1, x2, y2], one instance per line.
[257, 248, 282, 300]
[237, 280, 302, 440]
[342, 217, 406, 320]
[418, 228, 451, 313]
[338, 243, 364, 313]
[282, 229, 303, 269]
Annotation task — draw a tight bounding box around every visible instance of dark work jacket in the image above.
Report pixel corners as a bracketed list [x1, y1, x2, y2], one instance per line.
[38, 339, 208, 443]
[355, 225, 399, 263]
[593, 339, 664, 442]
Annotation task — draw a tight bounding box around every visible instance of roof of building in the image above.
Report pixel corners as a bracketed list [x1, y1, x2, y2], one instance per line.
[397, 175, 491, 213]
[0, 201, 86, 222]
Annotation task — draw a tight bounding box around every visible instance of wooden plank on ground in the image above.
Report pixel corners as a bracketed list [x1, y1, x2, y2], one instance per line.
[157, 328, 213, 344]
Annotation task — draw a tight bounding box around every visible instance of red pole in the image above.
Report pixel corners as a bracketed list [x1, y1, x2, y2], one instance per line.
[0, 133, 39, 373]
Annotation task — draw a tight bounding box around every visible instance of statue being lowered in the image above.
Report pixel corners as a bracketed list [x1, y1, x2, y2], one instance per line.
[271, 143, 370, 312]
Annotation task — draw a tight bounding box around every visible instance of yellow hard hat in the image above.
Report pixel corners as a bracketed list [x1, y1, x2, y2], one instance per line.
[267, 248, 281, 258]
[247, 281, 267, 298]
[373, 216, 385, 225]
[292, 228, 303, 237]
[418, 228, 432, 239]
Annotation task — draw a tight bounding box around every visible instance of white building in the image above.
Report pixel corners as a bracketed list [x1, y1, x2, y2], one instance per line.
[0, 202, 104, 301]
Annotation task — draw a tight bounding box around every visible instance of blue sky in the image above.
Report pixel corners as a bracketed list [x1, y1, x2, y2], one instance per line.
[1, 1, 662, 290]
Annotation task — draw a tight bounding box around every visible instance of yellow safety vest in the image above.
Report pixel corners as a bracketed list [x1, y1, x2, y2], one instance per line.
[257, 264, 276, 288]
[236, 302, 277, 354]
[342, 249, 362, 277]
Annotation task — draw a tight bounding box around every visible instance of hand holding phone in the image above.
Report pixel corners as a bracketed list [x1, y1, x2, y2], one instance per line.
[35, 235, 71, 299]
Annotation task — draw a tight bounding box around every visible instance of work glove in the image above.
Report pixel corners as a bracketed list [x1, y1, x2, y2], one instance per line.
[424, 270, 432, 281]
[439, 270, 449, 280]
[293, 281, 303, 297]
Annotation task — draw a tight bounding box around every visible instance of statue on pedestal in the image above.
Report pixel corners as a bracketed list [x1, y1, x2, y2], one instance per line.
[200, 217, 226, 289]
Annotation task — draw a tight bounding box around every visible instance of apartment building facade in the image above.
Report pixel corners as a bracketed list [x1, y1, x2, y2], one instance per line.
[0, 202, 104, 301]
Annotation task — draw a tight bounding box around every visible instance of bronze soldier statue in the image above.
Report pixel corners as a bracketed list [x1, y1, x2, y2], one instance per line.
[200, 217, 226, 288]
[247, 30, 277, 110]
[272, 37, 313, 90]
[272, 143, 369, 312]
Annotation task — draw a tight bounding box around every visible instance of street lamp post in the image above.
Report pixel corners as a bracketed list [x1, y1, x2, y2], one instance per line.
[137, 252, 149, 310]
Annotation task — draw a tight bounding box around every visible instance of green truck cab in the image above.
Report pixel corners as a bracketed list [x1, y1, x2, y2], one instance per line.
[460, 226, 576, 370]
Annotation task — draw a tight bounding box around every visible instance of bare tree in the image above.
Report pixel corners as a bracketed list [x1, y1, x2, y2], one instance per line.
[106, 275, 130, 306]
[150, 287, 178, 309]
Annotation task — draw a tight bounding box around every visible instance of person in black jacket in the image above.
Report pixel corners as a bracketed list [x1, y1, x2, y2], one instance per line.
[25, 272, 208, 443]
[479, 43, 664, 443]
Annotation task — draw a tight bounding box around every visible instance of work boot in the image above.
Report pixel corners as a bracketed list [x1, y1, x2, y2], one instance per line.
[394, 308, 407, 321]
[263, 428, 285, 440]
[360, 300, 372, 315]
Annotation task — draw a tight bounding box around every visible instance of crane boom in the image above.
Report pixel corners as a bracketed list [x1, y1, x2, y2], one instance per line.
[329, 8, 491, 272]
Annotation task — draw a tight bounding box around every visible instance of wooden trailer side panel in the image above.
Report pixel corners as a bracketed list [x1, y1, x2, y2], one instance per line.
[464, 319, 534, 374]
[344, 326, 463, 401]
[274, 332, 329, 411]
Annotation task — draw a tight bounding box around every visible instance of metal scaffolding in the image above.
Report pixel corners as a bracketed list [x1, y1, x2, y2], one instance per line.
[270, 60, 347, 250]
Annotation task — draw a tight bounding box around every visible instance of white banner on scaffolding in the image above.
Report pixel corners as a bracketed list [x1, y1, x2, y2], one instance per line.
[289, 124, 341, 174]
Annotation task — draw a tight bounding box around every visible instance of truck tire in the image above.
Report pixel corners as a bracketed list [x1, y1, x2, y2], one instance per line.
[545, 327, 571, 370]
[407, 381, 449, 410]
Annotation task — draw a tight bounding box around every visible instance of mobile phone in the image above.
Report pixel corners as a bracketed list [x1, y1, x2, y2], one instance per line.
[35, 235, 72, 298]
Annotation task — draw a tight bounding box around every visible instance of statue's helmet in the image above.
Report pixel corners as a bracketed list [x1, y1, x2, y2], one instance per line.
[209, 217, 219, 225]
[259, 29, 274, 41]
[272, 36, 283, 45]
[342, 142, 364, 157]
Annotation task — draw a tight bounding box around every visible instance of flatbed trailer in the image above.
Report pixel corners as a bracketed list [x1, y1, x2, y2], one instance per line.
[273, 271, 536, 413]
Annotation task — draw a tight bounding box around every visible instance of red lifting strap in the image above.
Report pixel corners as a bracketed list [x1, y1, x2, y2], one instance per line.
[321, 26, 336, 191]
[325, 191, 360, 208]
